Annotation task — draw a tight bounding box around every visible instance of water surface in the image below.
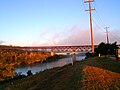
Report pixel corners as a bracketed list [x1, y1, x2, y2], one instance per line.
[15, 54, 85, 75]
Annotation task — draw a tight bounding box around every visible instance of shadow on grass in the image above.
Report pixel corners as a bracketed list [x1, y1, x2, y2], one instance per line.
[83, 57, 120, 73]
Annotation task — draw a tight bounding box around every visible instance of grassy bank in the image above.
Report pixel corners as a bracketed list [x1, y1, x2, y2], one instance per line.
[1, 57, 120, 90]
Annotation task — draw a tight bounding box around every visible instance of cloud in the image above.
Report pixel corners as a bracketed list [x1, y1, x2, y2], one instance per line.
[0, 40, 13, 46]
[0, 40, 4, 45]
[31, 25, 108, 46]
[3, 24, 119, 46]
[57, 25, 90, 45]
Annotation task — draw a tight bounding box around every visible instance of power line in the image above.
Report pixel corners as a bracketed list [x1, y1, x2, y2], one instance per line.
[92, 18, 104, 32]
[110, 30, 120, 39]
[94, 2, 106, 27]
[109, 32, 120, 43]
[85, 1, 120, 44]
[92, 2, 111, 44]
[95, 9, 105, 26]
[94, 11, 105, 28]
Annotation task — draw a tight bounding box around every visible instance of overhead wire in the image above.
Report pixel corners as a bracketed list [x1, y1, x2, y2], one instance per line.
[91, 2, 105, 33]
[94, 2, 119, 41]
[92, 18, 104, 32]
[83, 0, 102, 31]
[83, 0, 105, 35]
[94, 1, 120, 43]
[109, 32, 120, 42]
[83, 0, 120, 44]
[94, 2, 106, 27]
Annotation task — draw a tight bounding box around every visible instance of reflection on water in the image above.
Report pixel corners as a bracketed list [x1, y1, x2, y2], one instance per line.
[15, 54, 85, 75]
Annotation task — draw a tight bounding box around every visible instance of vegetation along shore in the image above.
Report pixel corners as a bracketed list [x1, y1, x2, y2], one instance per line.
[0, 57, 120, 90]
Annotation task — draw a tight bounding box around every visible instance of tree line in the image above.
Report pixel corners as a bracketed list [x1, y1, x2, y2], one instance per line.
[86, 42, 118, 58]
[0, 49, 51, 81]
[95, 42, 118, 57]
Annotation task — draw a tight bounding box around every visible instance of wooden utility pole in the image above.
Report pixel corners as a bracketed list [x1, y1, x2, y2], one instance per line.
[84, 0, 95, 53]
[105, 27, 109, 44]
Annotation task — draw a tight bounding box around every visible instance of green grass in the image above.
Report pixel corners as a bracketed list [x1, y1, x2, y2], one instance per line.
[1, 57, 120, 90]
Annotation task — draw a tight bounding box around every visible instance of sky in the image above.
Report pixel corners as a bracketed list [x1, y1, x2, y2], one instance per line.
[0, 0, 120, 46]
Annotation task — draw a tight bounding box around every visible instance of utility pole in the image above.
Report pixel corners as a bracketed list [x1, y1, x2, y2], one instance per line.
[84, 0, 95, 53]
[105, 27, 109, 44]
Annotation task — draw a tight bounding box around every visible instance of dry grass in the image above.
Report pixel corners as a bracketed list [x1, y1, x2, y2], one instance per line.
[81, 65, 120, 90]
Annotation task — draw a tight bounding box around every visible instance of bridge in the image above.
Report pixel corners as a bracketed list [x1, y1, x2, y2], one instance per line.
[0, 45, 120, 54]
[0, 45, 98, 53]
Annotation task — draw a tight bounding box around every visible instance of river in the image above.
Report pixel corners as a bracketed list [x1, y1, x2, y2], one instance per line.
[15, 53, 86, 75]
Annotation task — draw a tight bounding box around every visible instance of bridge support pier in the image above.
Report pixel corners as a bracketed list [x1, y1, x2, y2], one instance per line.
[51, 51, 55, 56]
[72, 52, 76, 64]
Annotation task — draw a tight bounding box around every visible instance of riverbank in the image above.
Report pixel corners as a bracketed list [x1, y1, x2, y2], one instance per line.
[1, 57, 120, 90]
[43, 54, 67, 63]
[15, 54, 70, 75]
[16, 54, 67, 67]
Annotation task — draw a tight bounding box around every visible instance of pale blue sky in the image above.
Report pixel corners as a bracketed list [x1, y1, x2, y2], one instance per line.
[0, 0, 120, 46]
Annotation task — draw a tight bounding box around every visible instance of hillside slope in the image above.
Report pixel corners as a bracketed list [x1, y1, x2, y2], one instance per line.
[2, 57, 120, 90]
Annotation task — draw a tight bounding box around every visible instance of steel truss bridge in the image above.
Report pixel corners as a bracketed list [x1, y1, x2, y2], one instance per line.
[0, 45, 99, 53]
[0, 45, 120, 53]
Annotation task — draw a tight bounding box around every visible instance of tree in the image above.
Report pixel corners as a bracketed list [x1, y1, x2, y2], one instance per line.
[0, 59, 16, 81]
[27, 70, 33, 76]
[109, 42, 118, 55]
[95, 42, 118, 57]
